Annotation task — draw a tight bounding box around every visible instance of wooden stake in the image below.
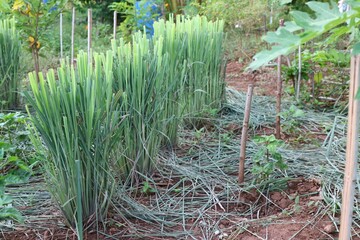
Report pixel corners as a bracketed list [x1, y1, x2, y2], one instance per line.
[339, 56, 360, 239]
[239, 84, 254, 184]
[60, 12, 63, 60]
[275, 19, 284, 139]
[296, 45, 302, 101]
[113, 11, 117, 40]
[71, 7, 75, 64]
[275, 55, 282, 139]
[87, 9, 92, 63]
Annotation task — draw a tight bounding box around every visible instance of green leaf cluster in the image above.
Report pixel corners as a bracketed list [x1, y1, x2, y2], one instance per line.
[252, 134, 287, 181]
[248, 1, 360, 70]
[0, 112, 36, 224]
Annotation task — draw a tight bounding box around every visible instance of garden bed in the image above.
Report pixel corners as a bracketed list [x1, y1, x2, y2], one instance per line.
[2, 64, 360, 239]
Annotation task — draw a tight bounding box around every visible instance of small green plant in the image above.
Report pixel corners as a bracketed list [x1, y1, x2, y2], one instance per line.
[0, 194, 24, 223]
[0, 112, 37, 224]
[220, 132, 232, 144]
[194, 127, 205, 140]
[278, 105, 304, 135]
[282, 57, 312, 95]
[252, 134, 287, 181]
[142, 181, 156, 194]
[0, 113, 36, 184]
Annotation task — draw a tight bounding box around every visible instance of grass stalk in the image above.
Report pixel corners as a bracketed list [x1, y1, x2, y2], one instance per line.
[75, 160, 83, 240]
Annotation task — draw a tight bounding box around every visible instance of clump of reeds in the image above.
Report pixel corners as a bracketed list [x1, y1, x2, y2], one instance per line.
[25, 14, 227, 237]
[0, 18, 21, 110]
[112, 33, 170, 183]
[25, 51, 123, 237]
[153, 15, 226, 131]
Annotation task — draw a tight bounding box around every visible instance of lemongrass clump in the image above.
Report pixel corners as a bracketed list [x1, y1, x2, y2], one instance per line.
[153, 15, 226, 128]
[177, 15, 226, 117]
[152, 17, 187, 146]
[112, 34, 170, 182]
[0, 18, 21, 110]
[25, 51, 123, 234]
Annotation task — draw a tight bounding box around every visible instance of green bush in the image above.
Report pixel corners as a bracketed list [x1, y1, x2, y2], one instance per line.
[0, 18, 21, 110]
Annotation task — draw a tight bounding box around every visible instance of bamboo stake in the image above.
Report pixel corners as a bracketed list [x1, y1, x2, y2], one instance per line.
[239, 84, 254, 183]
[60, 12, 63, 60]
[296, 45, 302, 101]
[87, 9, 92, 63]
[113, 11, 117, 40]
[275, 55, 282, 139]
[275, 19, 284, 139]
[71, 7, 75, 64]
[339, 56, 360, 239]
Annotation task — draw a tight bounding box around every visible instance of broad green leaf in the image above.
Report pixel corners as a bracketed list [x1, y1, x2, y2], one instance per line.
[291, 10, 313, 30]
[4, 172, 30, 185]
[293, 109, 305, 118]
[7, 156, 18, 162]
[0, 206, 24, 223]
[267, 142, 281, 153]
[280, 0, 292, 5]
[345, 0, 360, 9]
[247, 1, 353, 71]
[306, 1, 342, 31]
[284, 22, 303, 33]
[0, 195, 12, 207]
[263, 28, 301, 45]
[249, 45, 297, 70]
[0, 142, 11, 150]
[352, 42, 360, 55]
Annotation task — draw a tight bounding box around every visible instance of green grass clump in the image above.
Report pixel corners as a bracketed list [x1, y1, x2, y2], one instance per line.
[154, 15, 226, 132]
[25, 51, 123, 233]
[0, 18, 21, 110]
[112, 34, 170, 183]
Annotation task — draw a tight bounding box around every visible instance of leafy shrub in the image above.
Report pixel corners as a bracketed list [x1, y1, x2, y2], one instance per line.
[252, 135, 287, 181]
[0, 112, 37, 223]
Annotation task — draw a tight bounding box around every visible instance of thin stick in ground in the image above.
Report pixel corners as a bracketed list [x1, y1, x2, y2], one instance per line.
[239, 84, 254, 184]
[296, 45, 302, 101]
[339, 55, 360, 239]
[60, 12, 63, 60]
[275, 19, 284, 139]
[113, 11, 117, 40]
[87, 9, 92, 63]
[71, 7, 75, 64]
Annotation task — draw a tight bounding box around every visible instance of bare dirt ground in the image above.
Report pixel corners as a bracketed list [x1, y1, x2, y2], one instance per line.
[226, 61, 278, 96]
